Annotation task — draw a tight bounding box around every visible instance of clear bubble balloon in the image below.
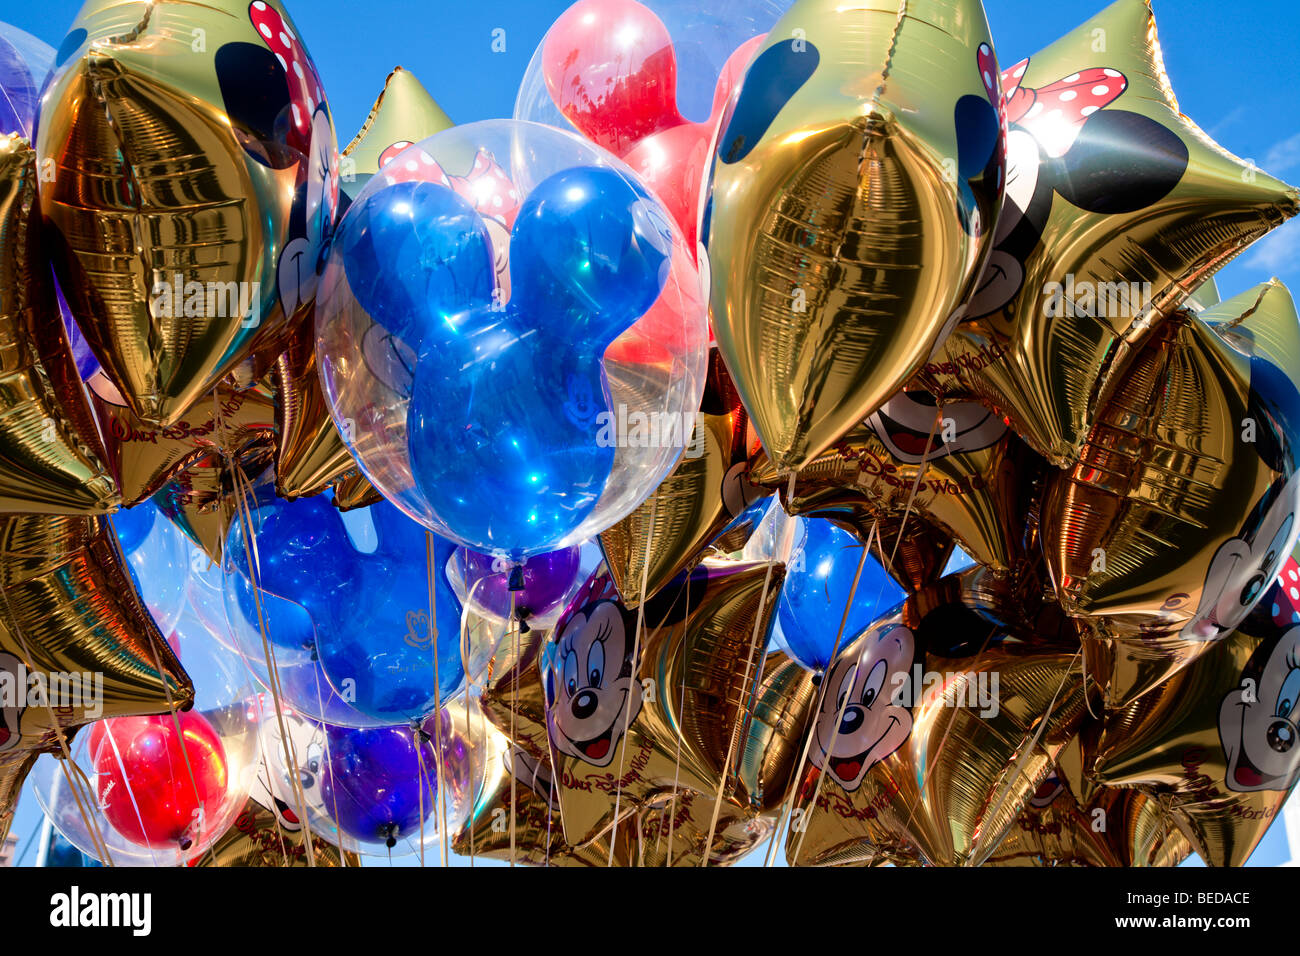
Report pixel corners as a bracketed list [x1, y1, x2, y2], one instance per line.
[111, 501, 191, 644]
[32, 613, 259, 866]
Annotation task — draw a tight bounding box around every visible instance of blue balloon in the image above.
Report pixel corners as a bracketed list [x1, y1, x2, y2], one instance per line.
[341, 180, 496, 355]
[225, 489, 464, 723]
[406, 165, 671, 557]
[319, 724, 436, 848]
[777, 519, 905, 672]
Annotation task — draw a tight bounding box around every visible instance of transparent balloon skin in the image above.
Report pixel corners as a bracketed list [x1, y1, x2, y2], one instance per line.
[514, 0, 793, 134]
[219, 488, 464, 729]
[112, 501, 190, 637]
[315, 120, 708, 559]
[32, 622, 259, 867]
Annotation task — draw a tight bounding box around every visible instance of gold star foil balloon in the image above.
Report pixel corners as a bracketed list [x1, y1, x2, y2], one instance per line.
[705, 0, 1006, 472]
[0, 134, 118, 515]
[153, 439, 277, 564]
[749, 389, 1045, 582]
[91, 379, 276, 507]
[982, 772, 1125, 867]
[194, 796, 360, 867]
[37, 0, 340, 426]
[454, 729, 633, 866]
[599, 349, 767, 607]
[926, 0, 1298, 465]
[785, 603, 1087, 866]
[331, 470, 383, 511]
[274, 67, 452, 500]
[1042, 284, 1300, 707]
[1086, 551, 1300, 865]
[0, 512, 194, 830]
[543, 559, 785, 847]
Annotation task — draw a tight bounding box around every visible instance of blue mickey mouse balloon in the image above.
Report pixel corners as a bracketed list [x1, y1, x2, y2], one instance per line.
[315, 120, 710, 560]
[777, 517, 905, 673]
[223, 487, 464, 726]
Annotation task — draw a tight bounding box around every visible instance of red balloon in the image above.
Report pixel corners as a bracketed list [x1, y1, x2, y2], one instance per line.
[623, 121, 712, 248]
[542, 0, 685, 155]
[91, 712, 228, 851]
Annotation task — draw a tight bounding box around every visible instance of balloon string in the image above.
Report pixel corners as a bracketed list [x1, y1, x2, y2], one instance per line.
[969, 646, 1085, 866]
[249, 700, 295, 867]
[701, 472, 797, 866]
[607, 494, 660, 866]
[229, 461, 317, 865]
[663, 571, 694, 867]
[508, 584, 519, 868]
[415, 722, 427, 868]
[788, 406, 941, 865]
[215, 394, 304, 868]
[764, 519, 876, 866]
[424, 531, 450, 868]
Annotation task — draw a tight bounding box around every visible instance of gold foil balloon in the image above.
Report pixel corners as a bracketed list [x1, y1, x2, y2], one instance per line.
[37, 0, 340, 426]
[92, 380, 275, 507]
[705, 0, 1006, 472]
[273, 67, 453, 500]
[194, 796, 360, 868]
[340, 66, 454, 203]
[543, 559, 785, 847]
[1120, 787, 1193, 867]
[0, 512, 194, 830]
[1043, 287, 1300, 707]
[785, 604, 1086, 866]
[1087, 554, 1300, 866]
[0, 134, 118, 515]
[750, 389, 1045, 581]
[153, 439, 277, 564]
[982, 772, 1124, 867]
[599, 350, 766, 606]
[454, 725, 632, 866]
[926, 0, 1298, 465]
[633, 788, 771, 867]
[331, 471, 383, 512]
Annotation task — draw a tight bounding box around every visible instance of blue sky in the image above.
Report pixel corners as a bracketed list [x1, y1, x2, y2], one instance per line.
[5, 0, 1299, 867]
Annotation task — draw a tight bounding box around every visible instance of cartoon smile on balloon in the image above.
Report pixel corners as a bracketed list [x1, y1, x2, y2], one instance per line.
[546, 591, 643, 767]
[966, 58, 1189, 323]
[1219, 571, 1300, 792]
[810, 623, 916, 793]
[866, 391, 1008, 465]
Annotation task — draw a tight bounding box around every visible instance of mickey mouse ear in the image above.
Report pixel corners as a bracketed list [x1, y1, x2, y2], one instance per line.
[508, 165, 672, 343]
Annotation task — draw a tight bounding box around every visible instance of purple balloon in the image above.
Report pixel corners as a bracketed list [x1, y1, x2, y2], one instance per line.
[319, 724, 436, 848]
[456, 545, 581, 625]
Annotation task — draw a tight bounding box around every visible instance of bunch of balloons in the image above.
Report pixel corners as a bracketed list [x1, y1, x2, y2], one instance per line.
[1, 0, 1298, 870]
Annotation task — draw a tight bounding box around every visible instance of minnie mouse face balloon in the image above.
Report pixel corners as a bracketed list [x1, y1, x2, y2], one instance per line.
[38, 0, 339, 426]
[926, 0, 1299, 466]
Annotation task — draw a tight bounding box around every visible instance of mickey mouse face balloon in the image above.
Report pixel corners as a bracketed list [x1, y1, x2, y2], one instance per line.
[1043, 282, 1300, 708]
[37, 0, 339, 427]
[928, 0, 1299, 466]
[315, 120, 708, 558]
[705, 0, 1006, 474]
